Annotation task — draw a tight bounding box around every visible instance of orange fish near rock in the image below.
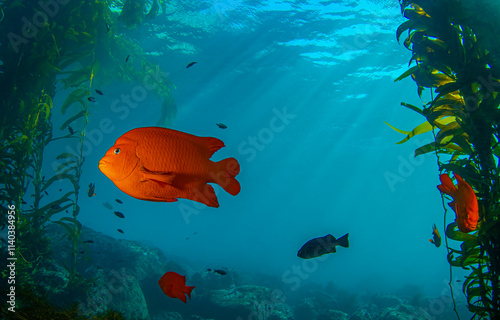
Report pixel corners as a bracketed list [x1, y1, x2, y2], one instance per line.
[98, 127, 240, 207]
[158, 271, 195, 303]
[437, 173, 478, 233]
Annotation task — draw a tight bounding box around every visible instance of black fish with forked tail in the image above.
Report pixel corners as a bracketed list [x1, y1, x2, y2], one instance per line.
[297, 233, 349, 259]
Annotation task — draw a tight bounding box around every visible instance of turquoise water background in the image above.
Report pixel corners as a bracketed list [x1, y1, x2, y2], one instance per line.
[45, 0, 469, 303]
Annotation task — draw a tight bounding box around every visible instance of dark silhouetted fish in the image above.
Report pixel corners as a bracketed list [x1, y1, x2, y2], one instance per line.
[429, 224, 441, 248]
[95, 89, 103, 95]
[113, 211, 125, 218]
[207, 268, 227, 275]
[83, 240, 94, 244]
[115, 199, 123, 204]
[186, 61, 197, 68]
[68, 126, 74, 135]
[297, 233, 349, 259]
[126, 55, 130, 62]
[117, 229, 124, 233]
[216, 123, 227, 129]
[88, 97, 96, 102]
[212, 269, 227, 275]
[88, 183, 96, 197]
[44, 191, 49, 196]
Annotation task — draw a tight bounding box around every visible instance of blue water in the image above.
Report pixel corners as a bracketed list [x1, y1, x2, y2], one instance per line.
[44, 0, 471, 315]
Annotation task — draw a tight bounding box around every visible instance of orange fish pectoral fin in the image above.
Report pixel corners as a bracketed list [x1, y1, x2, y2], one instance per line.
[139, 166, 176, 184]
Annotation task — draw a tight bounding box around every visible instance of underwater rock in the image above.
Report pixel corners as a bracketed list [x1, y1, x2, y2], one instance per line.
[370, 293, 403, 309]
[293, 297, 320, 320]
[46, 224, 178, 319]
[376, 304, 431, 320]
[189, 269, 236, 295]
[350, 308, 372, 320]
[317, 309, 349, 320]
[208, 285, 293, 320]
[36, 259, 70, 296]
[152, 311, 184, 320]
[190, 316, 215, 320]
[77, 267, 148, 319]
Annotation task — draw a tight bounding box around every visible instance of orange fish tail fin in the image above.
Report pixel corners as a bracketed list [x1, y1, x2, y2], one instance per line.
[186, 285, 195, 300]
[437, 174, 457, 196]
[212, 157, 241, 196]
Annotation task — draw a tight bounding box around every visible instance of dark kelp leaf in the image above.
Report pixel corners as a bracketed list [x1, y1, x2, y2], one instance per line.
[61, 88, 87, 115]
[394, 65, 420, 82]
[401, 102, 424, 115]
[56, 153, 79, 160]
[39, 192, 74, 213]
[397, 20, 414, 43]
[60, 110, 87, 130]
[41, 174, 79, 192]
[59, 216, 82, 236]
[446, 222, 477, 242]
[52, 220, 79, 242]
[55, 160, 78, 173]
[449, 135, 474, 155]
[60, 67, 92, 89]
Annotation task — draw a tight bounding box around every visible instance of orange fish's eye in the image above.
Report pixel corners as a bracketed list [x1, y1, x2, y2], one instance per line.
[113, 148, 121, 155]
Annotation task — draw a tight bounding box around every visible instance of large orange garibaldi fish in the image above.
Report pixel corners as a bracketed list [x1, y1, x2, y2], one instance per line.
[98, 127, 241, 208]
[437, 173, 478, 233]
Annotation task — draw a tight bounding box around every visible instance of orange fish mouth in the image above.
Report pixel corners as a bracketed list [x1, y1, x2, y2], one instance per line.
[98, 160, 108, 168]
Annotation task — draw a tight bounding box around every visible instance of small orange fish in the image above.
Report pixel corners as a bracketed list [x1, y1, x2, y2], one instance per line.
[158, 271, 195, 303]
[429, 223, 441, 247]
[98, 127, 241, 207]
[437, 173, 478, 233]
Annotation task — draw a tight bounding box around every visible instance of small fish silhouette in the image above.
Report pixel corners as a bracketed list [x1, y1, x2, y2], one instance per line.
[95, 89, 103, 95]
[88, 183, 96, 197]
[88, 97, 96, 102]
[113, 211, 125, 218]
[126, 55, 130, 62]
[186, 61, 197, 68]
[117, 229, 124, 234]
[216, 123, 227, 129]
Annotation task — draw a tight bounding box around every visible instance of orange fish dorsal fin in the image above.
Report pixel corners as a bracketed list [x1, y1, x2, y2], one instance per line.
[149, 127, 226, 158]
[139, 166, 176, 185]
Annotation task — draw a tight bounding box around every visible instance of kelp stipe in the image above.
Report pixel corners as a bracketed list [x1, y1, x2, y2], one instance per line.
[391, 0, 500, 318]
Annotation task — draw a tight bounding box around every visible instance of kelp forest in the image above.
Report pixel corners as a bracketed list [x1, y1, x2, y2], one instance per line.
[0, 0, 174, 319]
[392, 0, 500, 319]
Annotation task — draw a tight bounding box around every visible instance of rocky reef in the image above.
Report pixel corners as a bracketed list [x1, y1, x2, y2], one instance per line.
[34, 225, 466, 320]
